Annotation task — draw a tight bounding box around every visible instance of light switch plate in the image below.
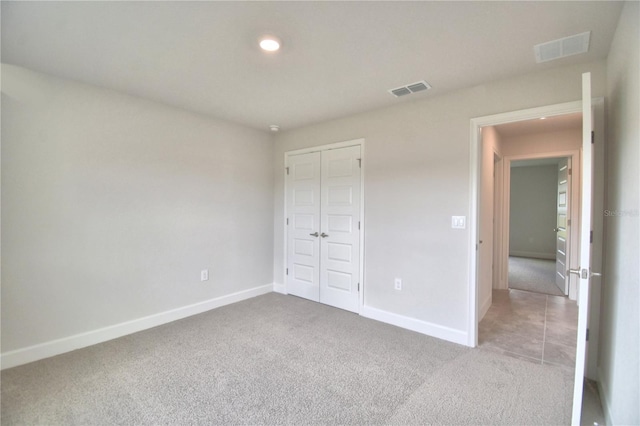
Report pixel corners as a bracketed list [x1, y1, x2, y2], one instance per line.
[452, 216, 466, 229]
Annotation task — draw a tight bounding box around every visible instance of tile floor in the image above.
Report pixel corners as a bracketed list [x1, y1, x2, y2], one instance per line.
[479, 288, 606, 425]
[479, 289, 578, 369]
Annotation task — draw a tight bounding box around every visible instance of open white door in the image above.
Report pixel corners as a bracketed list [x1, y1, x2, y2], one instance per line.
[555, 158, 571, 295]
[570, 72, 598, 425]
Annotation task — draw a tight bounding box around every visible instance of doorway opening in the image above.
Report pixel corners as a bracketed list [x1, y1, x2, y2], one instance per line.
[469, 88, 606, 425]
[476, 112, 582, 366]
[476, 111, 582, 321]
[508, 156, 575, 298]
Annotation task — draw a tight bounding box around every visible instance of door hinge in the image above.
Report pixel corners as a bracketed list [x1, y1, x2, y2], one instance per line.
[357, 282, 360, 292]
[568, 219, 571, 226]
[357, 158, 362, 168]
[286, 218, 289, 225]
[358, 221, 361, 230]
[586, 328, 590, 341]
[568, 168, 572, 176]
[286, 268, 289, 276]
[285, 166, 290, 175]
[591, 131, 595, 144]
[590, 230, 593, 243]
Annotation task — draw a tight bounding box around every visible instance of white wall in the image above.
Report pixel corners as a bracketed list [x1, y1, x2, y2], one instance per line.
[1, 65, 274, 359]
[273, 61, 606, 343]
[509, 165, 558, 259]
[479, 126, 502, 315]
[500, 128, 581, 157]
[600, 1, 640, 424]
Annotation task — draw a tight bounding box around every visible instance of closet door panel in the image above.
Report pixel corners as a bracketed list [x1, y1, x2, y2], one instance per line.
[286, 152, 321, 302]
[319, 146, 361, 313]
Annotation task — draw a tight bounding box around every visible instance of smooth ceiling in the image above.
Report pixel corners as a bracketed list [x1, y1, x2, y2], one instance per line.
[1, 1, 623, 131]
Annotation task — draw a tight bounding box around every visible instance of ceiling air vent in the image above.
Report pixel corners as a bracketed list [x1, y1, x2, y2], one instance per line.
[389, 80, 432, 97]
[534, 31, 590, 63]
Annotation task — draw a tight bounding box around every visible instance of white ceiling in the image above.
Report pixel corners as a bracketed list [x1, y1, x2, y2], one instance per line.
[1, 1, 623, 132]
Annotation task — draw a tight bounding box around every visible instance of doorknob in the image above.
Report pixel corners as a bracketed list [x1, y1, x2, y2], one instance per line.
[309, 232, 319, 237]
[553, 227, 560, 232]
[568, 268, 583, 277]
[568, 268, 601, 279]
[320, 232, 329, 238]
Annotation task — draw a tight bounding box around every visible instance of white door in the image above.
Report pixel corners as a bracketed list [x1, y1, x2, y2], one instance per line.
[319, 146, 361, 312]
[555, 158, 571, 295]
[571, 72, 597, 425]
[286, 145, 362, 313]
[286, 152, 321, 302]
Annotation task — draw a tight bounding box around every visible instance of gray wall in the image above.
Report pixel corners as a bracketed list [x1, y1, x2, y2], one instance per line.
[273, 60, 607, 338]
[600, 1, 640, 424]
[509, 165, 558, 259]
[1, 65, 275, 352]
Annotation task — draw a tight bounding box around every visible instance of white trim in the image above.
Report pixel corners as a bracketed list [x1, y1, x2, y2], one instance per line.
[360, 305, 468, 346]
[273, 282, 287, 295]
[1, 284, 273, 370]
[283, 138, 365, 312]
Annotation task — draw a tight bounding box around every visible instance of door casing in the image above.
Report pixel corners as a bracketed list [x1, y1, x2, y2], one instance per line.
[469, 98, 604, 358]
[283, 138, 366, 311]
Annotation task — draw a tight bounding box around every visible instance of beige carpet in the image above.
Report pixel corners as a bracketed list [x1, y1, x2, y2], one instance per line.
[509, 256, 564, 296]
[1, 293, 573, 425]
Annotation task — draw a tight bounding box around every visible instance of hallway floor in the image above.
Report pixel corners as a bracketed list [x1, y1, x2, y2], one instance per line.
[479, 289, 577, 368]
[479, 289, 605, 425]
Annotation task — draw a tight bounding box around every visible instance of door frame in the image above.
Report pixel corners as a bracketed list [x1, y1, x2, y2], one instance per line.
[283, 138, 366, 311]
[468, 98, 604, 349]
[500, 150, 580, 299]
[492, 151, 504, 291]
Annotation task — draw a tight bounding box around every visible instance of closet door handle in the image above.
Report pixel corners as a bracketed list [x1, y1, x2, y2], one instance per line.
[320, 233, 329, 238]
[309, 232, 319, 237]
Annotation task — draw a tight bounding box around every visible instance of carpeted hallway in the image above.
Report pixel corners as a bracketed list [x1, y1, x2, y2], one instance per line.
[1, 293, 574, 425]
[508, 256, 564, 296]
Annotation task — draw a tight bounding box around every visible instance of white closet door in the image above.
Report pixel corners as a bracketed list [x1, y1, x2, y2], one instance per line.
[286, 152, 321, 302]
[319, 146, 361, 313]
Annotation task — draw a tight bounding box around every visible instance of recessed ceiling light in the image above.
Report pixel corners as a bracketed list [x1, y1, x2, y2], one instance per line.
[269, 125, 280, 132]
[540, 117, 547, 120]
[260, 37, 281, 52]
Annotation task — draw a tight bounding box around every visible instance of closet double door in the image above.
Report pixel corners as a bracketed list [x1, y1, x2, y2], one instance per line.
[286, 145, 361, 313]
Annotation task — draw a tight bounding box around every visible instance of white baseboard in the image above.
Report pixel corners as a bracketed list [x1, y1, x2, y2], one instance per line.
[360, 305, 468, 346]
[509, 251, 555, 260]
[1, 284, 273, 370]
[596, 367, 614, 426]
[273, 282, 287, 295]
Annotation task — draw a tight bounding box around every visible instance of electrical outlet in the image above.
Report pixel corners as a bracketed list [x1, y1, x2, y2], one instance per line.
[201, 269, 209, 281]
[394, 278, 402, 290]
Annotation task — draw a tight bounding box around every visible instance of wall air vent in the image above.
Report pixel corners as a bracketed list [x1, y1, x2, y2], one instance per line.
[534, 31, 590, 63]
[388, 80, 432, 97]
